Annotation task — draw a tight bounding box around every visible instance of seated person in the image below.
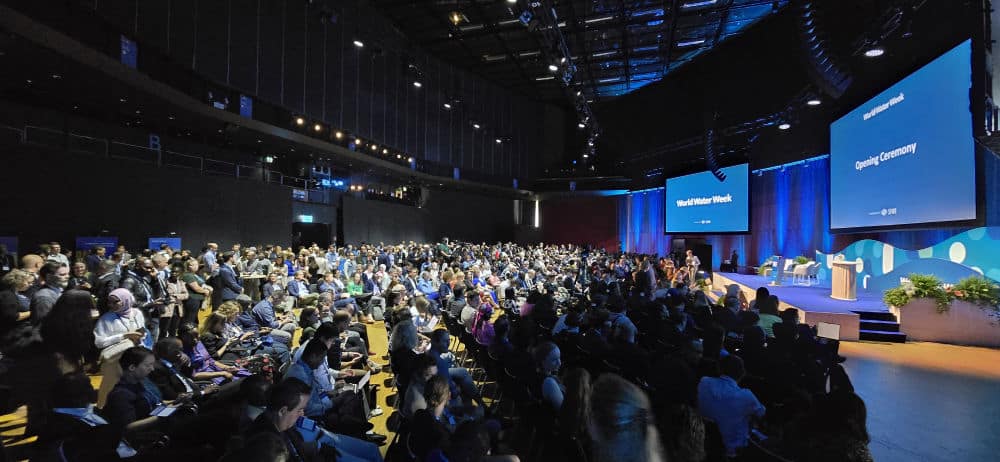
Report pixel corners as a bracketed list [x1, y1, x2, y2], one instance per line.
[177, 323, 250, 385]
[284, 337, 377, 441]
[318, 272, 359, 311]
[149, 337, 239, 408]
[34, 373, 133, 461]
[250, 290, 296, 345]
[244, 378, 320, 461]
[287, 270, 319, 306]
[427, 330, 486, 413]
[696, 355, 766, 457]
[200, 312, 255, 361]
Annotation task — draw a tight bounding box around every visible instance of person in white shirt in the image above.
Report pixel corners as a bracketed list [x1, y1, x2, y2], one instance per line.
[93, 288, 147, 408]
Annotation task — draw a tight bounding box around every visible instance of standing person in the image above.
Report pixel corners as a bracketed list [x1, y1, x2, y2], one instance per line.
[685, 250, 700, 284]
[218, 251, 244, 303]
[44, 242, 70, 267]
[30, 262, 69, 323]
[93, 288, 147, 408]
[84, 245, 106, 274]
[162, 263, 189, 339]
[180, 258, 212, 329]
[120, 257, 166, 343]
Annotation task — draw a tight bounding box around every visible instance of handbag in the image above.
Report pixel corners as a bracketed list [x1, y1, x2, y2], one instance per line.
[100, 338, 136, 364]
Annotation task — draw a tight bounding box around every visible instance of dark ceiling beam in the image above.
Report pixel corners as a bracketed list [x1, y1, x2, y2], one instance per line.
[468, 1, 539, 99]
[713, 0, 736, 46]
[661, 0, 683, 74]
[619, 0, 631, 92]
[565, 1, 601, 101]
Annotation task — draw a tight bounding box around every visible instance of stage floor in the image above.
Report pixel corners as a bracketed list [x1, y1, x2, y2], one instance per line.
[717, 272, 889, 314]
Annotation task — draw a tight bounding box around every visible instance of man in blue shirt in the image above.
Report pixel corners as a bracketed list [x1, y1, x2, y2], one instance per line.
[251, 290, 296, 345]
[287, 271, 319, 306]
[697, 355, 765, 457]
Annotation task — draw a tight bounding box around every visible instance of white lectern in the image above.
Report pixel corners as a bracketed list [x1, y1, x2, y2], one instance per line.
[831, 261, 859, 301]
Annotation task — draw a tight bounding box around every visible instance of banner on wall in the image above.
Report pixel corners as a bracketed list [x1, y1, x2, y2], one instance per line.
[75, 236, 118, 253]
[0, 236, 18, 254]
[148, 237, 182, 251]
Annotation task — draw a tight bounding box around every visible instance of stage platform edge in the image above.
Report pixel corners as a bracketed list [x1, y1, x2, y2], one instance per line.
[713, 273, 861, 341]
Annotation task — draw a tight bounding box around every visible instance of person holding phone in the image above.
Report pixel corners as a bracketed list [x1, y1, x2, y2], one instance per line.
[93, 288, 148, 408]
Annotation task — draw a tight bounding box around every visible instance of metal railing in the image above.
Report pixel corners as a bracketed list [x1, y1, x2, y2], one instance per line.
[12, 123, 320, 195]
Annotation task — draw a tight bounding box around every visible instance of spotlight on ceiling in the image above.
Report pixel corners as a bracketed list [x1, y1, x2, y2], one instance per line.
[778, 123, 791, 130]
[548, 64, 558, 72]
[864, 47, 884, 57]
[507, 0, 517, 4]
[353, 39, 364, 48]
[806, 99, 822, 106]
[383, 148, 389, 154]
[355, 138, 362, 145]
[443, 103, 452, 109]
[472, 123, 481, 130]
[578, 123, 585, 129]
[408, 157, 415, 163]
[295, 117, 305, 126]
[495, 138, 502, 144]
[371, 144, 378, 151]
[449, 11, 467, 26]
[335, 131, 343, 139]
[313, 123, 322, 132]
[413, 81, 422, 88]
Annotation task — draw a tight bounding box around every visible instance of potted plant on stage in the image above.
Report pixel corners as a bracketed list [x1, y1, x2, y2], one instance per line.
[882, 273, 1000, 347]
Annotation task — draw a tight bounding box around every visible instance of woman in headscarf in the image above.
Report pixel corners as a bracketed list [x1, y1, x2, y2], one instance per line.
[93, 288, 148, 408]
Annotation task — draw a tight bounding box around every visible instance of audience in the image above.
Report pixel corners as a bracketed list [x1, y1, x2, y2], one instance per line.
[0, 239, 874, 462]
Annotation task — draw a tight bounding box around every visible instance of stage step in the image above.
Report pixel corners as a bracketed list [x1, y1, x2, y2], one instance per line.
[853, 310, 898, 322]
[858, 329, 908, 343]
[860, 319, 900, 332]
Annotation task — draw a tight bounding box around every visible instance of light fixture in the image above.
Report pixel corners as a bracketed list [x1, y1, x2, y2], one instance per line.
[582, 154, 589, 158]
[383, 148, 389, 154]
[413, 81, 422, 88]
[864, 47, 884, 57]
[335, 131, 343, 139]
[560, 57, 567, 64]
[408, 157, 415, 163]
[681, 0, 717, 8]
[495, 138, 502, 144]
[353, 39, 364, 48]
[443, 103, 452, 109]
[548, 64, 558, 72]
[578, 123, 585, 129]
[354, 138, 362, 145]
[448, 11, 467, 25]
[371, 144, 378, 151]
[677, 39, 705, 47]
[313, 123, 322, 132]
[51, 74, 61, 79]
[576, 90, 582, 96]
[807, 99, 822, 106]
[472, 123, 481, 129]
[295, 117, 305, 126]
[396, 154, 402, 159]
[507, 0, 517, 4]
[588, 140, 594, 146]
[778, 123, 791, 130]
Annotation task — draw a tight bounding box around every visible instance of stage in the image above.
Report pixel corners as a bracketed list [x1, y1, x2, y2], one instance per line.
[712, 272, 891, 341]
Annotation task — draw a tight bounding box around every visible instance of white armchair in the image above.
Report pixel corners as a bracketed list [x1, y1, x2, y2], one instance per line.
[792, 262, 819, 286]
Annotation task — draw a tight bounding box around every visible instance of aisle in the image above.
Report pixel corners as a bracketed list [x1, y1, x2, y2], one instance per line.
[841, 341, 1000, 462]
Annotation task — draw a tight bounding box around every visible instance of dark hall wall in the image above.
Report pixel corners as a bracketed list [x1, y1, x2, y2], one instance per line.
[2, 145, 292, 253]
[341, 189, 516, 246]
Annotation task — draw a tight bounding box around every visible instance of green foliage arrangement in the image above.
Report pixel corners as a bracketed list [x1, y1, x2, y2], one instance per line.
[794, 256, 809, 265]
[949, 276, 1000, 309]
[882, 273, 1000, 316]
[882, 287, 910, 308]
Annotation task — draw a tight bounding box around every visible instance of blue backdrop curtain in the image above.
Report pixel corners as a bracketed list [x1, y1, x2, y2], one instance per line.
[618, 151, 999, 270]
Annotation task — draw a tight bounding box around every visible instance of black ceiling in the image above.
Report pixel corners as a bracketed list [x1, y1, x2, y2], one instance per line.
[370, 0, 789, 102]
